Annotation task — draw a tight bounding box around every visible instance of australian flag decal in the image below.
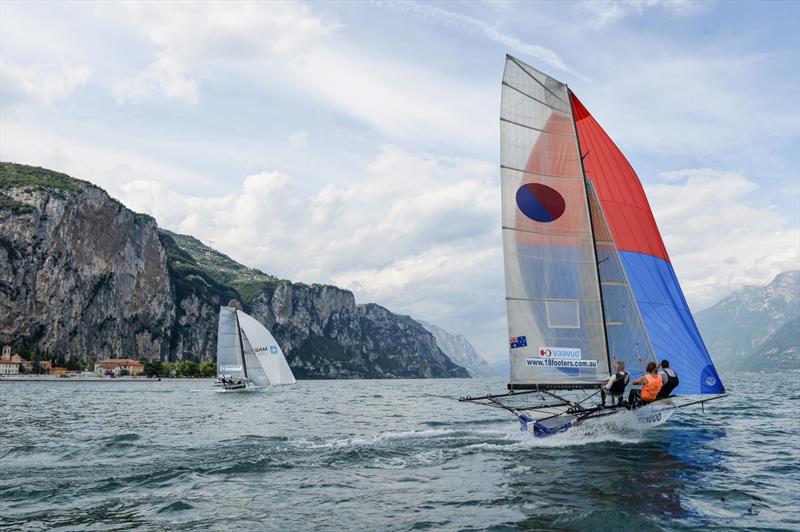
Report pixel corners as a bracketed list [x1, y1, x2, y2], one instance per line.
[510, 336, 528, 349]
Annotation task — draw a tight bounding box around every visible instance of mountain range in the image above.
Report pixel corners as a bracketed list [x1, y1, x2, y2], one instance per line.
[0, 163, 468, 379]
[694, 270, 799, 372]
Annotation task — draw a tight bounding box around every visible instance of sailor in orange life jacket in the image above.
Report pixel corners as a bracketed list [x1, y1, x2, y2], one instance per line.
[627, 361, 663, 408]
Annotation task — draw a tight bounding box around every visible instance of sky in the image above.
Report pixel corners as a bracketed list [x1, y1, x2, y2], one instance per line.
[1, 0, 798, 362]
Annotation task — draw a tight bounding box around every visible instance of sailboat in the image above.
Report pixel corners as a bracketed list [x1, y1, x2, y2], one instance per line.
[461, 55, 726, 436]
[215, 306, 296, 392]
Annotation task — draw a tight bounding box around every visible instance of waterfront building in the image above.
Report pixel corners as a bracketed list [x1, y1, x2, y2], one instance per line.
[0, 360, 19, 375]
[94, 359, 145, 377]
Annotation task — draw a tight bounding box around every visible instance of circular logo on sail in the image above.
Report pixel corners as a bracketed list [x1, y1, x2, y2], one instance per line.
[516, 183, 566, 222]
[705, 376, 716, 386]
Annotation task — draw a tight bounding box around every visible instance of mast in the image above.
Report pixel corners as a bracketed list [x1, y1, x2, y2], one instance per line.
[567, 87, 612, 376]
[234, 310, 248, 380]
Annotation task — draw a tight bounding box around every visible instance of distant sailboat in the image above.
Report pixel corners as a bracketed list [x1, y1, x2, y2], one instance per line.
[461, 55, 725, 436]
[215, 306, 296, 392]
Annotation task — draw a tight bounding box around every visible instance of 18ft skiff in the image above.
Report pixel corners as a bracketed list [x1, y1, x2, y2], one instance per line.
[461, 56, 726, 436]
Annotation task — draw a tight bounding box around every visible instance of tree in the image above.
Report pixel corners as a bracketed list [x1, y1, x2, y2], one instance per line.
[144, 359, 163, 378]
[65, 358, 84, 371]
[198, 361, 216, 378]
[175, 360, 198, 377]
[118, 369, 130, 377]
[161, 361, 175, 378]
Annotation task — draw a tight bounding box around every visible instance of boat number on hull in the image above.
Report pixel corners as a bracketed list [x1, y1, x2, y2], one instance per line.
[638, 412, 662, 424]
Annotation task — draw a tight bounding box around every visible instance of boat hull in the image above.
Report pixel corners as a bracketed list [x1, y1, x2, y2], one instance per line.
[216, 381, 255, 393]
[520, 399, 676, 438]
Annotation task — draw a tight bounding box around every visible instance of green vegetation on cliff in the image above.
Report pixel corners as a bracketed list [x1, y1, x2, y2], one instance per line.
[158, 231, 241, 307]
[0, 162, 91, 196]
[160, 229, 278, 305]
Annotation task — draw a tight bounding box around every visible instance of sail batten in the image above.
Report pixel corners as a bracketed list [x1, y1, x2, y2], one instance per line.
[506, 55, 571, 106]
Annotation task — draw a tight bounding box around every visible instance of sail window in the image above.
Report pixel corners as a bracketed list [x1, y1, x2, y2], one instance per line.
[546, 300, 580, 328]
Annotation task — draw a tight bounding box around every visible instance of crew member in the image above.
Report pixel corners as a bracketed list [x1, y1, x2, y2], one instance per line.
[657, 359, 679, 399]
[628, 362, 663, 408]
[601, 361, 629, 407]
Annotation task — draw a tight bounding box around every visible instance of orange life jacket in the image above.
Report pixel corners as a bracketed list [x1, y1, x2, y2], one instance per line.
[641, 373, 663, 402]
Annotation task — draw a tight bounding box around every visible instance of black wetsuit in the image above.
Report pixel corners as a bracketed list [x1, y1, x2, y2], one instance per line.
[657, 368, 679, 399]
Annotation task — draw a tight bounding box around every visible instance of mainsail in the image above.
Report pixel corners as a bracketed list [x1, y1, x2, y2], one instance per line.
[216, 306, 247, 380]
[501, 56, 610, 389]
[501, 55, 724, 395]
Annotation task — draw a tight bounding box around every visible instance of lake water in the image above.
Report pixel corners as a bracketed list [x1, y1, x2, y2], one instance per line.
[1, 373, 798, 531]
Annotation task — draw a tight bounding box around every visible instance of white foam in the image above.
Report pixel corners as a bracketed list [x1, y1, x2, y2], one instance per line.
[292, 427, 510, 450]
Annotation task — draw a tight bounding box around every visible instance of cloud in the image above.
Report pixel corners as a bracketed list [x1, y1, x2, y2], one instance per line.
[107, 1, 340, 104]
[113, 54, 199, 105]
[0, 120, 207, 193]
[578, 0, 711, 28]
[115, 145, 506, 356]
[378, 0, 577, 75]
[0, 57, 90, 105]
[285, 46, 496, 150]
[647, 168, 800, 310]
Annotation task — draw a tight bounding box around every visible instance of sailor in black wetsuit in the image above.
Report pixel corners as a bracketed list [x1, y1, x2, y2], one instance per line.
[656, 359, 679, 399]
[601, 361, 629, 407]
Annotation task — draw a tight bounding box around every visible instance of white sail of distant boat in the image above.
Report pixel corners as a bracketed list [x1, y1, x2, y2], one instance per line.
[460, 55, 726, 436]
[215, 306, 295, 392]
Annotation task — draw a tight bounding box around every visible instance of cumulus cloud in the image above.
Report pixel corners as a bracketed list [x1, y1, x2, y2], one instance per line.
[647, 168, 800, 310]
[117, 145, 498, 278]
[115, 145, 505, 355]
[0, 57, 90, 105]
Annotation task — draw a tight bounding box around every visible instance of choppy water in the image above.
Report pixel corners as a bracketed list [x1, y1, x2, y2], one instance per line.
[1, 373, 798, 531]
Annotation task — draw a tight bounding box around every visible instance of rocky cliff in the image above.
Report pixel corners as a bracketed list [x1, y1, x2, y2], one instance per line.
[0, 164, 174, 361]
[0, 163, 468, 379]
[417, 320, 497, 377]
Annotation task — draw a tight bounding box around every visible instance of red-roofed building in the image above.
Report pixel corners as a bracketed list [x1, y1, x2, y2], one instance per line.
[94, 359, 144, 377]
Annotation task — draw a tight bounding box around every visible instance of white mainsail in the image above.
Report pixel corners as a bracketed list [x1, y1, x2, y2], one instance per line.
[501, 55, 610, 389]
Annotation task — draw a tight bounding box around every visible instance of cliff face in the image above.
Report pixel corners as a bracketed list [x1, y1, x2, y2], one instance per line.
[0, 163, 468, 379]
[248, 285, 467, 378]
[0, 164, 174, 360]
[417, 320, 497, 377]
